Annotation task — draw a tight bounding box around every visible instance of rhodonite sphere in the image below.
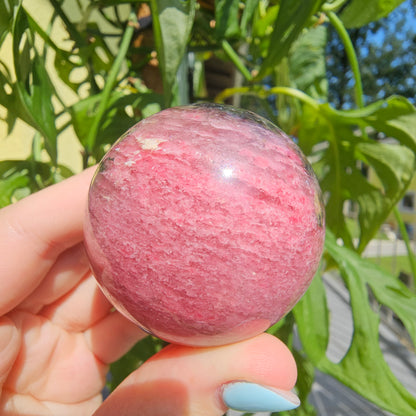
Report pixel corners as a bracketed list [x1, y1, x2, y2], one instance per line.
[84, 103, 325, 347]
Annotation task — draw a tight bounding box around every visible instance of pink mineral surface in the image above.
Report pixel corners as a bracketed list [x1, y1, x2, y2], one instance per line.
[84, 103, 325, 346]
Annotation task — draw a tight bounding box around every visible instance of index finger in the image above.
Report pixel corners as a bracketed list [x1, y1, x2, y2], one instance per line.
[0, 167, 95, 315]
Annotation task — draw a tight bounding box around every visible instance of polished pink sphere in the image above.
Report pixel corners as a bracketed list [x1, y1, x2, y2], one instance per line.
[84, 104, 325, 346]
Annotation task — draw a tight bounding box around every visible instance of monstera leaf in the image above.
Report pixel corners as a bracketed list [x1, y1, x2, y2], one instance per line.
[340, 0, 407, 28]
[298, 96, 416, 252]
[294, 230, 416, 416]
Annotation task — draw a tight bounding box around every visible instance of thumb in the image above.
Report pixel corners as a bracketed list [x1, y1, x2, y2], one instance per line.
[94, 333, 299, 416]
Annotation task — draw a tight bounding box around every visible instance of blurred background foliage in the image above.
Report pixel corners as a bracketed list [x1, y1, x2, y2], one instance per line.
[1, 0, 416, 414]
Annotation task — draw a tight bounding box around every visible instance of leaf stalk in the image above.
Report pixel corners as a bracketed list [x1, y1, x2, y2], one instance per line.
[85, 11, 137, 161]
[215, 85, 319, 109]
[221, 40, 253, 82]
[327, 11, 364, 108]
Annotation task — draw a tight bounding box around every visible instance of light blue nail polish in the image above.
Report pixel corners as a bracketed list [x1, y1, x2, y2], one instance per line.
[222, 382, 300, 413]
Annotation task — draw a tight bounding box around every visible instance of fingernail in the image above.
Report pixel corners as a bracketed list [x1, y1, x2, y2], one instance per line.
[222, 382, 300, 413]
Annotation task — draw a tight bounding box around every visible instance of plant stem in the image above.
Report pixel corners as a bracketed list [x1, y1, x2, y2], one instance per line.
[215, 85, 319, 110]
[327, 11, 364, 108]
[393, 206, 416, 291]
[221, 40, 253, 82]
[269, 86, 319, 109]
[322, 0, 349, 12]
[85, 12, 137, 159]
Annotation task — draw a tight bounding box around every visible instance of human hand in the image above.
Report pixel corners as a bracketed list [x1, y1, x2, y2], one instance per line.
[0, 169, 299, 416]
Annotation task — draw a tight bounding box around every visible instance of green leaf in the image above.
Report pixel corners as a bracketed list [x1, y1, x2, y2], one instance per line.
[215, 0, 240, 39]
[11, 4, 58, 163]
[329, 239, 416, 349]
[53, 49, 82, 92]
[251, 4, 279, 39]
[289, 350, 318, 416]
[299, 97, 416, 250]
[294, 271, 330, 366]
[0, 61, 18, 133]
[98, 93, 163, 147]
[150, 0, 196, 106]
[320, 96, 416, 153]
[289, 25, 328, 99]
[299, 108, 356, 246]
[240, 0, 260, 37]
[0, 0, 19, 46]
[249, 4, 279, 64]
[307, 231, 416, 416]
[93, 0, 142, 5]
[24, 9, 83, 92]
[354, 141, 416, 250]
[363, 95, 416, 153]
[295, 231, 416, 415]
[70, 91, 127, 148]
[70, 91, 163, 154]
[257, 0, 325, 79]
[273, 58, 300, 132]
[340, 0, 406, 28]
[0, 169, 30, 207]
[0, 159, 56, 206]
[83, 22, 114, 73]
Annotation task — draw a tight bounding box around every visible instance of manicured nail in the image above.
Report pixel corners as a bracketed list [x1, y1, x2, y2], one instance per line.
[222, 382, 300, 413]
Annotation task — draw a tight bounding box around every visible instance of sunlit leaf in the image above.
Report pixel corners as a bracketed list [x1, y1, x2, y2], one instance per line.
[93, 0, 142, 5]
[0, 0, 19, 46]
[24, 10, 83, 92]
[363, 95, 416, 153]
[355, 141, 416, 250]
[299, 98, 416, 250]
[298, 108, 355, 246]
[324, 232, 416, 348]
[293, 270, 330, 366]
[215, 0, 240, 39]
[249, 4, 279, 63]
[11, 4, 58, 163]
[240, 0, 260, 36]
[70, 90, 163, 151]
[289, 25, 328, 99]
[297, 231, 416, 415]
[257, 0, 325, 79]
[0, 160, 54, 207]
[0, 170, 29, 207]
[1, 1, 415, 414]
[340, 0, 406, 28]
[150, 0, 196, 106]
[294, 231, 416, 415]
[291, 349, 318, 416]
[0, 61, 19, 133]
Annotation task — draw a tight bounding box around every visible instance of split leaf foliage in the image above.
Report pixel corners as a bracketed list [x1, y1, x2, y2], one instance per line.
[0, 0, 415, 414]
